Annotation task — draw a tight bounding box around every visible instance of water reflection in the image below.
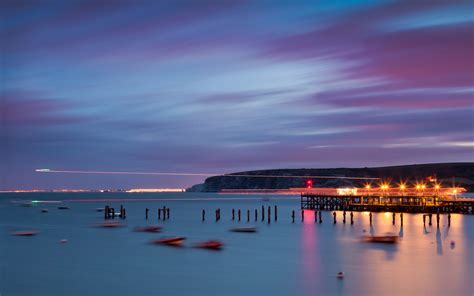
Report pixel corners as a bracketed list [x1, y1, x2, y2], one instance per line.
[436, 228, 443, 256]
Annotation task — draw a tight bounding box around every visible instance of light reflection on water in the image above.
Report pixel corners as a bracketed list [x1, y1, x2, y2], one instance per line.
[0, 193, 473, 296]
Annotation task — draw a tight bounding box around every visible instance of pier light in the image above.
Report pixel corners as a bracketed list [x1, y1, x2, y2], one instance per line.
[366, 185, 371, 189]
[421, 185, 426, 189]
[400, 184, 405, 190]
[305, 179, 313, 189]
[435, 184, 440, 190]
[416, 185, 421, 190]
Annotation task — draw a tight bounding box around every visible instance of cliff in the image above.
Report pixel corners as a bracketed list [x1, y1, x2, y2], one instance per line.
[187, 162, 474, 192]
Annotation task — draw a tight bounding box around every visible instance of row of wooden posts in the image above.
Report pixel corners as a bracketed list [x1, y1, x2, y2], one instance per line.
[201, 206, 279, 223]
[105, 205, 451, 227]
[104, 205, 126, 219]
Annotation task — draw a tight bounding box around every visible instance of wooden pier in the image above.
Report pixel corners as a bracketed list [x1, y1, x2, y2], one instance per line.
[301, 193, 474, 214]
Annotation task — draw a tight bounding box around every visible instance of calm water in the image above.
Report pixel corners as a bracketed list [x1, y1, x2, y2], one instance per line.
[1, 192, 473, 296]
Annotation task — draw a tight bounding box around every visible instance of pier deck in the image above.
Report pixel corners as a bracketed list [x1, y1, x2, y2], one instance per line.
[301, 193, 474, 214]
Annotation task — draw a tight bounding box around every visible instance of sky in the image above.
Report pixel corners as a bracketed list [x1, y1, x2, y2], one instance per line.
[1, 0, 473, 189]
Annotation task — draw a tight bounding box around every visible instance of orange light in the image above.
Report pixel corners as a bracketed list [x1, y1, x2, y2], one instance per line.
[435, 185, 440, 189]
[400, 185, 405, 190]
[366, 185, 371, 189]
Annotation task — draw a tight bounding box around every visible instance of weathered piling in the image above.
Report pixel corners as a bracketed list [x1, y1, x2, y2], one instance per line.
[104, 206, 109, 219]
[238, 209, 241, 221]
[436, 213, 440, 228]
[218, 208, 221, 221]
[268, 206, 271, 224]
[119, 205, 123, 218]
[146, 208, 149, 220]
[232, 209, 235, 221]
[111, 208, 115, 219]
[274, 205, 278, 221]
[319, 210, 322, 224]
[350, 212, 354, 225]
[158, 209, 161, 220]
[255, 209, 258, 221]
[369, 212, 373, 225]
[392, 212, 396, 225]
[215, 209, 218, 222]
[262, 206, 265, 222]
[315, 210, 318, 223]
[429, 213, 432, 226]
[423, 214, 426, 225]
[333, 211, 336, 224]
[202, 209, 205, 221]
[448, 213, 451, 226]
[163, 206, 167, 220]
[343, 211, 346, 224]
[247, 210, 250, 222]
[167, 208, 170, 219]
[301, 210, 304, 222]
[122, 208, 126, 219]
[292, 210, 295, 223]
[400, 213, 404, 226]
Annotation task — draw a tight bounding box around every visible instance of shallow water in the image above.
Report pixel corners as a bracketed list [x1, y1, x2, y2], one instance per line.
[1, 192, 473, 296]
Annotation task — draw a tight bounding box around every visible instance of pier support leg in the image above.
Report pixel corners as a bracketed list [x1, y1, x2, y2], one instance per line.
[436, 213, 440, 228]
[202, 209, 205, 221]
[301, 210, 304, 222]
[238, 209, 241, 222]
[146, 208, 149, 220]
[343, 211, 346, 224]
[333, 211, 336, 224]
[232, 209, 235, 221]
[247, 210, 250, 222]
[350, 212, 354, 225]
[274, 205, 278, 221]
[167, 208, 170, 219]
[400, 213, 403, 227]
[163, 206, 166, 220]
[292, 210, 295, 223]
[268, 207, 271, 224]
[104, 206, 109, 219]
[315, 211, 317, 223]
[369, 212, 372, 226]
[429, 214, 432, 226]
[158, 209, 161, 220]
[255, 209, 258, 221]
[319, 211, 322, 224]
[392, 212, 395, 225]
[423, 215, 426, 225]
[448, 213, 451, 227]
[262, 206, 265, 222]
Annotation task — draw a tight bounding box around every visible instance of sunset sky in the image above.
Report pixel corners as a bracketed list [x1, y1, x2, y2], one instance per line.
[1, 0, 473, 189]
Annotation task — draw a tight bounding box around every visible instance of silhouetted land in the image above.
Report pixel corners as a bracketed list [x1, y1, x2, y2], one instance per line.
[188, 163, 474, 192]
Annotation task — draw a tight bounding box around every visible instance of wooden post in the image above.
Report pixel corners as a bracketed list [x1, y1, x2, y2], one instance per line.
[392, 212, 395, 225]
[111, 208, 115, 219]
[104, 206, 109, 219]
[163, 206, 166, 220]
[255, 209, 258, 221]
[247, 210, 250, 222]
[268, 206, 271, 224]
[319, 210, 322, 224]
[333, 211, 336, 224]
[429, 213, 432, 226]
[119, 205, 123, 219]
[274, 205, 278, 221]
[292, 210, 295, 223]
[202, 209, 205, 221]
[262, 206, 265, 222]
[350, 212, 354, 225]
[238, 209, 241, 221]
[400, 213, 403, 226]
[343, 211, 346, 224]
[369, 212, 372, 226]
[146, 208, 149, 220]
[301, 210, 304, 222]
[167, 208, 170, 219]
[158, 209, 161, 220]
[423, 214, 426, 225]
[448, 213, 451, 226]
[123, 208, 126, 219]
[215, 209, 218, 222]
[314, 211, 317, 223]
[232, 209, 235, 221]
[436, 213, 440, 228]
[218, 208, 221, 221]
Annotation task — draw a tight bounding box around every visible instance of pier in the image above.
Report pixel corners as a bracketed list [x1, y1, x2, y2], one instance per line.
[301, 192, 473, 214]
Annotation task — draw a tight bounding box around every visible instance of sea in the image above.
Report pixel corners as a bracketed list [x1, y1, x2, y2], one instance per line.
[1, 192, 473, 296]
